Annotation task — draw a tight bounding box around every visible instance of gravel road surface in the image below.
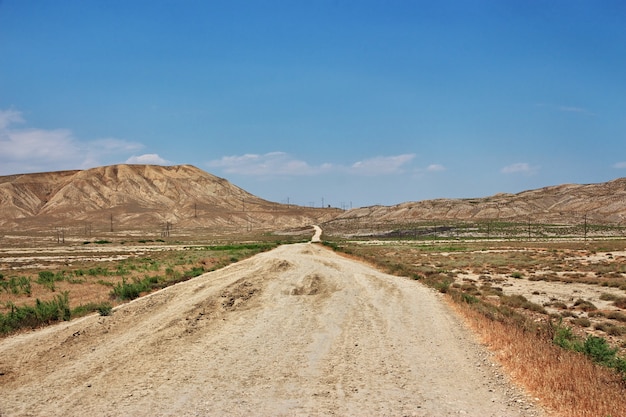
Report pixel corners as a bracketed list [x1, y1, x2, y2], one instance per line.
[0, 242, 543, 416]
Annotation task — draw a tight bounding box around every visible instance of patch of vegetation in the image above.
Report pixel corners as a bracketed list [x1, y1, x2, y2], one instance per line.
[612, 297, 626, 309]
[553, 321, 626, 376]
[500, 294, 547, 314]
[572, 317, 591, 327]
[0, 292, 71, 334]
[71, 301, 113, 317]
[1, 276, 32, 296]
[573, 298, 598, 312]
[37, 270, 57, 291]
[111, 277, 156, 301]
[607, 311, 626, 323]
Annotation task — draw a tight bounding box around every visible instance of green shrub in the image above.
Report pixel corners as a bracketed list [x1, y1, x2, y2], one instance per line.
[6, 276, 32, 295]
[583, 336, 618, 367]
[553, 323, 583, 351]
[87, 267, 109, 276]
[111, 278, 148, 300]
[97, 302, 113, 316]
[37, 271, 56, 291]
[0, 292, 71, 334]
[182, 266, 204, 279]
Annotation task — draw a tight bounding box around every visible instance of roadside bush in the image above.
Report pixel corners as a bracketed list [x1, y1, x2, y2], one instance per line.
[583, 336, 619, 368]
[111, 278, 149, 300]
[0, 292, 71, 334]
[97, 302, 113, 316]
[71, 301, 113, 317]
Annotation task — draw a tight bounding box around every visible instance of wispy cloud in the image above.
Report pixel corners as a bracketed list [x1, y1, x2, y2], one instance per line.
[349, 154, 415, 175]
[536, 103, 594, 116]
[0, 109, 23, 129]
[208, 152, 331, 176]
[208, 152, 416, 177]
[0, 108, 148, 175]
[425, 164, 446, 172]
[613, 162, 626, 169]
[501, 162, 539, 175]
[126, 154, 170, 165]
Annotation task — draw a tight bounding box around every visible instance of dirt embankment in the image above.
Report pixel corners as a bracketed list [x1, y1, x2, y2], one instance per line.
[0, 243, 543, 416]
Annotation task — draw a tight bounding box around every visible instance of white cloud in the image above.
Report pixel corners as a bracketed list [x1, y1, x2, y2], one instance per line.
[349, 154, 415, 176]
[208, 152, 416, 177]
[426, 164, 446, 172]
[501, 162, 539, 175]
[0, 109, 23, 129]
[613, 162, 626, 169]
[208, 152, 333, 176]
[0, 108, 150, 175]
[126, 154, 170, 165]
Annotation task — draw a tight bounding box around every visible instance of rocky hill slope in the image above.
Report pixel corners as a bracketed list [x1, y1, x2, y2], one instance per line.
[328, 178, 626, 231]
[2, 164, 625, 237]
[0, 164, 337, 233]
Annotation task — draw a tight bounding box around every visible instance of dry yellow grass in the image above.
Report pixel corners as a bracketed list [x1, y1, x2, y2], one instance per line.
[453, 301, 626, 417]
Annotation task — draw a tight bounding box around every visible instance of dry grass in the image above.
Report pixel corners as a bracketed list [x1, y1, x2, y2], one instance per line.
[453, 301, 626, 417]
[334, 238, 626, 416]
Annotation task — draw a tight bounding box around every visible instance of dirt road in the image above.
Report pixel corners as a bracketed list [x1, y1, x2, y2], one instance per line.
[0, 242, 543, 416]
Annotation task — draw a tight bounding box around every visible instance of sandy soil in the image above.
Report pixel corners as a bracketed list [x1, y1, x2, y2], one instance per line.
[0, 242, 543, 417]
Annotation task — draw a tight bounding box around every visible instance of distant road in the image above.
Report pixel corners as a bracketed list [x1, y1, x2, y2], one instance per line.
[311, 224, 322, 242]
[0, 243, 542, 416]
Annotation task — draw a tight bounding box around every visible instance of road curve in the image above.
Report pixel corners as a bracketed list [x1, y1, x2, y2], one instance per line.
[0, 243, 542, 416]
[311, 225, 323, 242]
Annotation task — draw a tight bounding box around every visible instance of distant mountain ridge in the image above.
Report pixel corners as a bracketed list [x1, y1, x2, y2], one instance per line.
[0, 164, 336, 232]
[331, 178, 626, 227]
[1, 165, 625, 236]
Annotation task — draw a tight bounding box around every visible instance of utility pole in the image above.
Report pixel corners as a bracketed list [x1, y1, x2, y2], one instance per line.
[110, 214, 113, 232]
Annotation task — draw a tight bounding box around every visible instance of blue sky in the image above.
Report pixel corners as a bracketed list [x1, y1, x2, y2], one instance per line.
[1, 1, 624, 208]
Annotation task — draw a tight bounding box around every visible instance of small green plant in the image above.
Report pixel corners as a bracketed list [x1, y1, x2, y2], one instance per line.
[111, 278, 148, 300]
[553, 322, 583, 351]
[583, 336, 619, 367]
[511, 271, 524, 279]
[4, 276, 32, 295]
[97, 302, 113, 316]
[0, 292, 71, 334]
[37, 270, 56, 291]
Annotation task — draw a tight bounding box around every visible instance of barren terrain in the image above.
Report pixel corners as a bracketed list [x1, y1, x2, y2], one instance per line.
[0, 242, 542, 416]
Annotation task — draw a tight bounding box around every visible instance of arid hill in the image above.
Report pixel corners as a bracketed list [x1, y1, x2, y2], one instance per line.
[2, 165, 626, 238]
[0, 164, 338, 234]
[327, 178, 626, 234]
